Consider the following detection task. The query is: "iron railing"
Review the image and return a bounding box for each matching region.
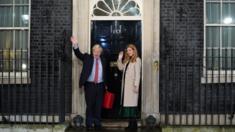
[0,46,69,124]
[160,47,235,125]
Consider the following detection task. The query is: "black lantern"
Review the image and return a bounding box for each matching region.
[145,115,157,128]
[72,115,84,128]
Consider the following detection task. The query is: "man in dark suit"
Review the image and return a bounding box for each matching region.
[71,36,108,130]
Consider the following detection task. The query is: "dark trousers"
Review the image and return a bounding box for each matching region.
[84,82,105,127]
[128,118,137,129]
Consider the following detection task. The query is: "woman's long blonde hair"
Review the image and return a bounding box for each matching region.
[123,44,139,63]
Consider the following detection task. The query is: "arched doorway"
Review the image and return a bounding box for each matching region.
[89,0,142,119]
[72,0,160,124]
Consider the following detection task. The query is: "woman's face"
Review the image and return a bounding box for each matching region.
[127,47,134,57]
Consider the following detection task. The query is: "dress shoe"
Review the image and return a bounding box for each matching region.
[86,126,93,131]
[94,125,103,130]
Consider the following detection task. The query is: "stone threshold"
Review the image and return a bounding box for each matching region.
[101,119,142,128]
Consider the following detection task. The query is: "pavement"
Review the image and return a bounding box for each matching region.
[65,127,162,132]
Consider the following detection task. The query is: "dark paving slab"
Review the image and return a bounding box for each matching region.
[65,127,161,132]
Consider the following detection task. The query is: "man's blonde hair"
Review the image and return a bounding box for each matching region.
[92,44,103,52]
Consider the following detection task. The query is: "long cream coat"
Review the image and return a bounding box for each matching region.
[117,57,141,107]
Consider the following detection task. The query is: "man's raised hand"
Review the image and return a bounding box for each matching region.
[70,36,78,46]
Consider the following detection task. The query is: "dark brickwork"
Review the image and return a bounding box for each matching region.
[1,0,234,120]
[30,0,72,114]
[160,0,235,114]
[0,0,72,116]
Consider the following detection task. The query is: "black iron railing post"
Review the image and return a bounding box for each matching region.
[1,49,5,122]
[58,59,65,123]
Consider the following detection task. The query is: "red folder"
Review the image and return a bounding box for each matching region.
[103,90,115,109]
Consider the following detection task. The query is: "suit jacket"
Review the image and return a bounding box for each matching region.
[73,47,108,88]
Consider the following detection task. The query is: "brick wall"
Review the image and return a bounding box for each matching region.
[0,0,72,116]
[159,0,235,114]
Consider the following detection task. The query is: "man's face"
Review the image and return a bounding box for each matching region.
[93,48,102,58]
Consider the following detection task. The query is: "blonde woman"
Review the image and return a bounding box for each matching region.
[117,44,141,130]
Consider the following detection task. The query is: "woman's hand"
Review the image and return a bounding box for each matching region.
[118,51,124,60]
[133,86,139,94]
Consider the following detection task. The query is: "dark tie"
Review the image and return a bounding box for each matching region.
[94,58,99,83]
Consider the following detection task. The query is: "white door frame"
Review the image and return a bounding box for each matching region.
[71,0,160,124]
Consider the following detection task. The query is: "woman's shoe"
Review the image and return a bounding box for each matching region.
[125,126,131,130]
[130,120,138,130]
[125,120,132,130]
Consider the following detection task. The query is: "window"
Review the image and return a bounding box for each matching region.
[203,0,235,83]
[91,0,142,20]
[0,0,30,84]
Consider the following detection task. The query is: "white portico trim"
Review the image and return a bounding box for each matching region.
[71,0,160,124]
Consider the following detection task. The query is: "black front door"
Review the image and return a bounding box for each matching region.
[91,20,141,119]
